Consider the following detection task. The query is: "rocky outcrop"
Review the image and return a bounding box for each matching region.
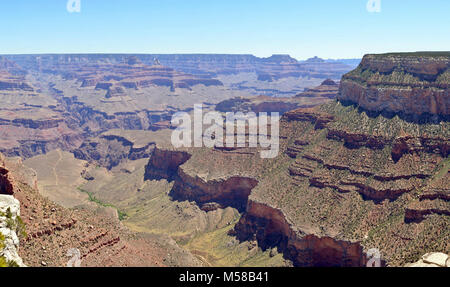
[326,129,449,161]
[234,200,370,267]
[59,91,176,133]
[404,175,450,223]
[73,134,155,169]
[7,118,64,130]
[171,170,258,212]
[0,166,14,195]
[142,144,376,266]
[406,252,449,267]
[144,146,258,212]
[338,52,450,118]
[0,193,26,267]
[284,104,449,205]
[144,148,191,181]
[214,80,339,115]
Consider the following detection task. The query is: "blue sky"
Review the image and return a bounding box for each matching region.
[0,0,448,59]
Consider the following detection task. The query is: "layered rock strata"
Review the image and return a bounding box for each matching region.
[338,52,450,118]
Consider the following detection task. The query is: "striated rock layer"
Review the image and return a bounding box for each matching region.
[338,52,450,118]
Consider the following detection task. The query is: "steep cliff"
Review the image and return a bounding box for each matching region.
[73,134,156,170]
[338,52,450,119]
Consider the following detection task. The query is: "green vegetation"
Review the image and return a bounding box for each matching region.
[0,216,22,267]
[0,256,20,267]
[77,187,128,220]
[433,157,450,181]
[343,66,434,87]
[0,208,27,239]
[343,52,450,87]
[183,218,289,267]
[369,51,450,58]
[320,101,450,139]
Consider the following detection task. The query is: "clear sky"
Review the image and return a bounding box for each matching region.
[0,0,448,60]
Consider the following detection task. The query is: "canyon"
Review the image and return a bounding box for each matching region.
[0,52,448,267]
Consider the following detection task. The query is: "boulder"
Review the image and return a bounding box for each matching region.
[0,194,26,266]
[422,252,449,267]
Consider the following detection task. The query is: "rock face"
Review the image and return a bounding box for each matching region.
[0,194,26,266]
[234,201,367,267]
[0,166,14,195]
[406,252,449,267]
[171,171,258,212]
[338,52,450,118]
[79,62,224,91]
[144,147,192,181]
[73,134,156,170]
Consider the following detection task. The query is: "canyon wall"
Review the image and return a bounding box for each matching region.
[234,201,368,267]
[338,52,450,118]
